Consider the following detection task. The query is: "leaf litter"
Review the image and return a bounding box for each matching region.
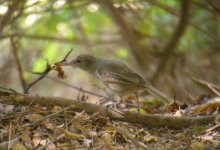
[0,95,220,149]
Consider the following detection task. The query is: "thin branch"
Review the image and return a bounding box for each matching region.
[0,33,122,46]
[7,122,12,150]
[205,123,220,133]
[25,49,73,93]
[151,0,190,83]
[61,49,73,62]
[25,59,52,93]
[143,0,219,44]
[45,76,148,109]
[0,0,22,35]
[115,127,151,150]
[43,76,142,109]
[46,76,107,98]
[36,134,65,150]
[10,38,27,93]
[192,77,220,90]
[0,138,19,150]
[192,77,220,96]
[22,107,70,127]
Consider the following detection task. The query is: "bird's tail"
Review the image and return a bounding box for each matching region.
[146,86,173,103]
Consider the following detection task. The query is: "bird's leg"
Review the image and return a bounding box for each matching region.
[108,96,121,109]
[135,92,140,113]
[100,96,121,109]
[96,97,106,105]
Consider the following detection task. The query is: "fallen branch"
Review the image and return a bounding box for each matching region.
[0,90,216,129]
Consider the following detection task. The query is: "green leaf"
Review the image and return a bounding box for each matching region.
[116,48,128,58]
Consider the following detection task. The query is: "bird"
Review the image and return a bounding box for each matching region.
[61,54,172,112]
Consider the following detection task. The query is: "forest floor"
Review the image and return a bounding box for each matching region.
[0,96,220,150]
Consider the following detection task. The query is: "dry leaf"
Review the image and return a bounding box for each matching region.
[191,102,220,115]
[3,105,14,113]
[11,143,27,150]
[58,128,84,140]
[44,122,57,130]
[25,114,43,122]
[143,135,157,143]
[194,94,211,105]
[40,139,47,146]
[191,142,205,150]
[165,101,179,113]
[33,136,41,147]
[21,129,31,143]
[51,106,62,113]
[47,143,56,149]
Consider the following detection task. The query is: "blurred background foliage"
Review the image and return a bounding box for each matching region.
[0,0,219,102]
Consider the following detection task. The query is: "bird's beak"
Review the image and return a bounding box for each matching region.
[60,60,72,66]
[60,60,77,68]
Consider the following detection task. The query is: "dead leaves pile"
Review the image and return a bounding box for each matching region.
[1,96,220,149]
[0,104,164,150]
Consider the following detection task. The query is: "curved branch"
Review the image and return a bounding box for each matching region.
[0,90,216,129]
[151,0,190,83]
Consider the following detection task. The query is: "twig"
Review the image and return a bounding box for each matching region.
[7,122,12,150]
[22,107,70,127]
[115,127,151,150]
[61,49,73,62]
[36,134,65,150]
[0,138,19,150]
[0,33,121,45]
[205,123,220,133]
[207,85,220,96]
[46,76,107,98]
[25,49,73,94]
[46,76,141,109]
[143,0,219,45]
[192,77,220,90]
[0,86,23,95]
[10,38,27,93]
[192,77,220,96]
[25,59,52,93]
[0,0,22,35]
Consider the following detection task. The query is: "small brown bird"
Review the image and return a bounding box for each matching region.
[61,55,172,112]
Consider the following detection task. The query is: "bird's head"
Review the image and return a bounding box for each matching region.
[61,55,98,71]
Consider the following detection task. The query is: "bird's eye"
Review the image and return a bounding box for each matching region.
[75,59,81,63]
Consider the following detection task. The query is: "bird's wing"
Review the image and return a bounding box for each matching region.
[96,60,148,86]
